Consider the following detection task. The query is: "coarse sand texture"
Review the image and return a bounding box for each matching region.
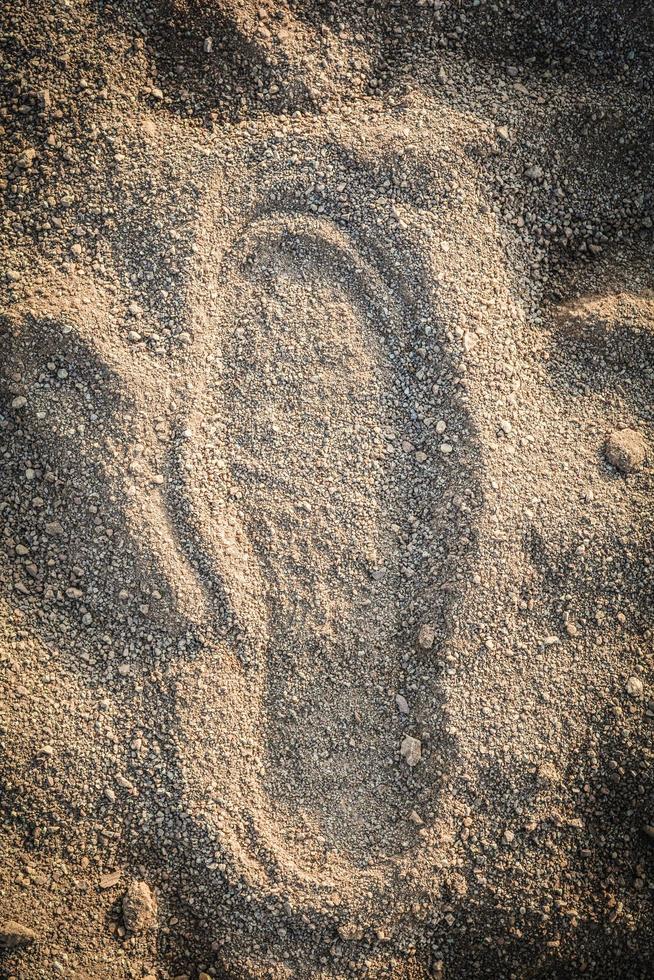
[0,1,653,978]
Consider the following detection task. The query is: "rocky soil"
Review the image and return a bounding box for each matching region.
[1,1,653,978]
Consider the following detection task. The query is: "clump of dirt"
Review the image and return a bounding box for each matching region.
[1,1,653,978]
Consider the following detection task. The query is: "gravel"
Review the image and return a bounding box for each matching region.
[0,0,652,978]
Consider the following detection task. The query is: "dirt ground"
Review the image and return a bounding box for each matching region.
[1,1,653,977]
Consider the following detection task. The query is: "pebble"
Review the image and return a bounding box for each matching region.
[626,676,644,698]
[400,735,422,767]
[395,693,409,714]
[605,428,647,473]
[122,880,158,933]
[417,624,436,650]
[537,761,559,786]
[0,920,37,950]
[99,870,122,890]
[11,395,27,409]
[17,147,37,169]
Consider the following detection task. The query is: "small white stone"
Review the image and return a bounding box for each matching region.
[626,676,644,698]
[395,693,409,714]
[400,735,421,767]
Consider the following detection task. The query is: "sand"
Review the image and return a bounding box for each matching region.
[1,1,653,977]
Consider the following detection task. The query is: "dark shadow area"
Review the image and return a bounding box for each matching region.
[90,0,654,128]
[455,0,653,81]
[435,706,654,978]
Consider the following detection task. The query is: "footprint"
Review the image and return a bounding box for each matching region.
[170,208,463,906]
